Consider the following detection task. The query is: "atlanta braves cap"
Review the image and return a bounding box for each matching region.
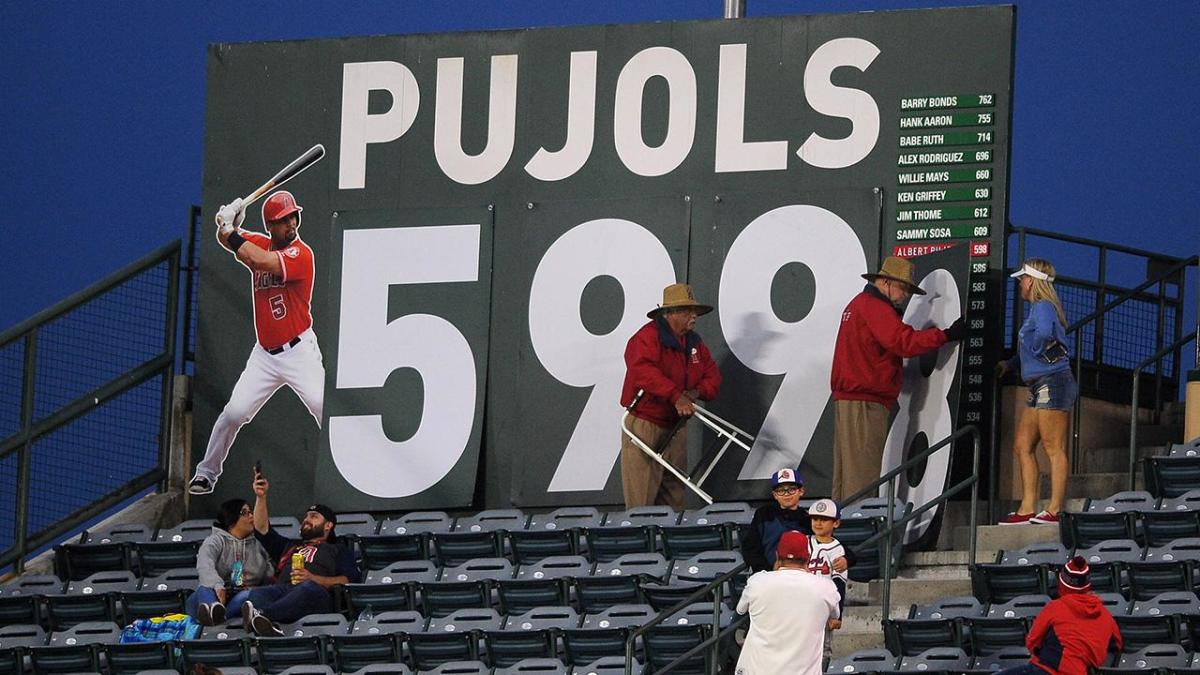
[809,498,840,520]
[771,468,802,487]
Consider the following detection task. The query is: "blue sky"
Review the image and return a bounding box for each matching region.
[1,0,1197,330]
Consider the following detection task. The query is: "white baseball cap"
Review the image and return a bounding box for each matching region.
[808,498,840,519]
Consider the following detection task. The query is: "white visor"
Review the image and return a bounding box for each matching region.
[1010,264,1054,282]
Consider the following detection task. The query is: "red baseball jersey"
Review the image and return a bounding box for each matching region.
[242,232,314,350]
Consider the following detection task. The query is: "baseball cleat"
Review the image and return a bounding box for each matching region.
[188,475,215,495]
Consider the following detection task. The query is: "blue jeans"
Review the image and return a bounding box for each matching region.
[1025,369,1077,410]
[245,581,332,624]
[186,586,254,620]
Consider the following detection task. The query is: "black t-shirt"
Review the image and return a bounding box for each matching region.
[255,527,361,585]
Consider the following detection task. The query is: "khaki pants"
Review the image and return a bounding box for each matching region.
[832,399,890,502]
[620,415,687,510]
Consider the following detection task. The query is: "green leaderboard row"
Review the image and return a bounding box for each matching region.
[894,93,999,424]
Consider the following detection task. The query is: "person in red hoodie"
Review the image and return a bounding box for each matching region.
[997,556,1122,675]
[830,256,965,501]
[619,283,722,509]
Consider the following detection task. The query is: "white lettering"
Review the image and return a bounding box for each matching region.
[797,37,881,169]
[613,47,697,177]
[714,43,788,173]
[434,55,519,185]
[525,51,598,182]
[338,61,421,190]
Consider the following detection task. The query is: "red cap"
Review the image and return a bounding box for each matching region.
[776,531,810,563]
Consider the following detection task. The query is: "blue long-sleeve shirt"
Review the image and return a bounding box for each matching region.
[1010,300,1070,381]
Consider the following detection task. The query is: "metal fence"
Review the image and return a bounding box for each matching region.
[1006,226,1191,407]
[0,242,180,573]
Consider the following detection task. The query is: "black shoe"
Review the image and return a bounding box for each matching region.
[246,602,283,637]
[210,601,226,625]
[241,600,256,633]
[188,475,215,495]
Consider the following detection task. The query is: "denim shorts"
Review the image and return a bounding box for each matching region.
[1025,369,1077,410]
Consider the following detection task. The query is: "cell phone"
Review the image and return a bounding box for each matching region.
[254,460,264,479]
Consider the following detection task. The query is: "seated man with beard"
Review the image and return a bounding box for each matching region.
[240,474,361,636]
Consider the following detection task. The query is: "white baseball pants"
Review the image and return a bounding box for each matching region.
[195,329,325,482]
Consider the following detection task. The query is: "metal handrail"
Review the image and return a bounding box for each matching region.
[1068,255,1199,462]
[624,560,749,675]
[1012,225,1191,265]
[847,425,981,621]
[1129,330,1198,490]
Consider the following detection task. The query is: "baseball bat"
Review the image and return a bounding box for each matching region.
[241,143,325,208]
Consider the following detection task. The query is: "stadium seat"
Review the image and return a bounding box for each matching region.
[669,551,743,584]
[909,596,984,620]
[43,592,118,630]
[1145,537,1200,567]
[0,649,18,675]
[1158,488,1200,511]
[441,558,515,584]
[330,632,403,673]
[80,524,153,545]
[995,542,1069,566]
[970,563,1046,603]
[504,606,580,632]
[1126,561,1193,599]
[352,610,426,635]
[419,661,490,675]
[0,574,64,598]
[1102,643,1190,673]
[177,636,253,670]
[337,513,382,537]
[561,627,631,667]
[1130,590,1200,617]
[54,541,132,580]
[102,641,175,675]
[968,646,1030,673]
[406,631,481,670]
[1097,592,1132,616]
[0,595,42,628]
[418,581,492,618]
[139,567,199,592]
[639,581,706,613]
[663,602,735,629]
[26,643,100,674]
[986,594,1050,619]
[358,533,428,571]
[883,618,962,657]
[154,519,215,543]
[659,522,729,560]
[256,635,327,675]
[895,646,971,673]
[837,512,894,582]
[642,624,710,675]
[584,509,666,563]
[1140,509,1200,546]
[514,508,601,564]
[482,628,558,667]
[493,658,568,675]
[573,576,643,614]
[47,620,121,646]
[344,560,439,614]
[117,587,186,623]
[824,648,898,674]
[1169,439,1200,457]
[1114,615,1179,651]
[278,667,335,675]
[427,608,504,633]
[342,660,412,675]
[1144,456,1200,498]
[435,511,521,567]
[961,617,1028,655]
[0,623,47,649]
[579,605,656,630]
[132,540,200,576]
[516,556,591,582]
[499,560,579,615]
[570,656,643,675]
[592,553,669,582]
[381,512,455,537]
[283,612,351,637]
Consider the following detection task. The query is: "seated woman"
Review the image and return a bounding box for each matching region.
[187,497,273,625]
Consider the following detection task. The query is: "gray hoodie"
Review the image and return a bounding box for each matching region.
[196,526,274,590]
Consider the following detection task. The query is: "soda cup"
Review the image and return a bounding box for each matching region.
[291,551,305,584]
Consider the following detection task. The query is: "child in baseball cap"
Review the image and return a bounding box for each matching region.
[806,498,847,658]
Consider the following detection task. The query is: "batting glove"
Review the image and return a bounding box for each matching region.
[229,197,247,228]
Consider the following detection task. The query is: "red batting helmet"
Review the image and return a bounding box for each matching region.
[262,190,303,224]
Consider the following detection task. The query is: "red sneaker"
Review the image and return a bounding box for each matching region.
[998,512,1034,525]
[1030,511,1060,525]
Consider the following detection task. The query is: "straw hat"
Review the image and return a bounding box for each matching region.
[647,283,713,319]
[862,256,926,295]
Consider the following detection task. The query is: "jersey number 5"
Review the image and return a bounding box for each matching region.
[269,294,287,320]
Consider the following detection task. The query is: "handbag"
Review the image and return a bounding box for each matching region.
[1039,338,1069,364]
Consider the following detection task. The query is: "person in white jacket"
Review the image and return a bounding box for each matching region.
[735,531,841,675]
[187,496,273,625]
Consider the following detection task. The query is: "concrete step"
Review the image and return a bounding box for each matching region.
[865,576,972,607]
[902,549,998,567]
[1048,471,1141,502]
[830,629,886,659]
[953,520,1060,552]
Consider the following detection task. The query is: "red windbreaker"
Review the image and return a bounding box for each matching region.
[1027,591,1122,675]
[620,319,721,428]
[830,285,948,408]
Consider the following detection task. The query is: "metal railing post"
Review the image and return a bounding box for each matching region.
[1129,331,1198,490]
[882,478,896,622]
[14,331,37,574]
[989,377,1002,524]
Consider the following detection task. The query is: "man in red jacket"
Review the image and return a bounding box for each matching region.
[830,256,965,501]
[997,556,1121,675]
[619,283,722,509]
